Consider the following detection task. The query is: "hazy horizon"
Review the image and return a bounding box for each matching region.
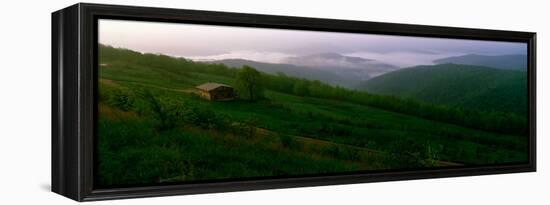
[99,19,527,67]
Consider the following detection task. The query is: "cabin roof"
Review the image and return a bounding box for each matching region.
[196,83,232,91]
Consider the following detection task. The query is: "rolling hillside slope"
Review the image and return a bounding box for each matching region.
[96,44,528,186]
[360,64,527,115]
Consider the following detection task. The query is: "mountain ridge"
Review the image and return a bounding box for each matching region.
[207,58,361,88]
[284,52,399,78]
[433,54,527,70]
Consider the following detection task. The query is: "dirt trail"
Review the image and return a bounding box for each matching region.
[100,78,199,94]
[253,126,462,167]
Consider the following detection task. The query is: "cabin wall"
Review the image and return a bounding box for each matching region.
[196,86,234,101]
[198,90,211,100]
[210,87,234,100]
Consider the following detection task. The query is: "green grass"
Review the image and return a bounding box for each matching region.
[189,89,527,165]
[97,104,371,187]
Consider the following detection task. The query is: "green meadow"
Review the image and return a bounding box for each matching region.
[97,45,528,187]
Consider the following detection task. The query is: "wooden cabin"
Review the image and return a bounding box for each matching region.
[196,83,235,101]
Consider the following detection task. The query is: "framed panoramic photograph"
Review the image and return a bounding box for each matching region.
[52,3,536,201]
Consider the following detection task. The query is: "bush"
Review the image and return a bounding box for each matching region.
[106,89,134,111]
[137,90,187,130]
[280,135,302,150]
[136,89,230,131]
[185,107,229,130]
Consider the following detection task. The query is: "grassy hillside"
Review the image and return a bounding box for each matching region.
[97,45,528,188]
[360,64,528,115]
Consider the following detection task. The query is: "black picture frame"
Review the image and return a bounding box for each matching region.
[52,3,536,201]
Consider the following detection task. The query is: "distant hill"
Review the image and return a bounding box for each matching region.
[286,52,376,66]
[209,58,362,88]
[360,64,527,114]
[209,53,399,88]
[284,53,399,79]
[433,54,527,70]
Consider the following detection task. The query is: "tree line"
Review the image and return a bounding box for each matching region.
[261,72,527,136]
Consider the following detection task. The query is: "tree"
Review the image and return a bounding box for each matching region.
[292,80,309,96]
[235,66,264,101]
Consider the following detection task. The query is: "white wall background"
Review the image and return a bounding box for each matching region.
[0,0,547,204]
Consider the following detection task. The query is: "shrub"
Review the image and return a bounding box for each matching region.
[136,89,231,131]
[185,107,229,130]
[280,135,302,150]
[137,90,187,131]
[106,89,134,111]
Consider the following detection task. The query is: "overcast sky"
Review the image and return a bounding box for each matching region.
[99,19,527,67]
